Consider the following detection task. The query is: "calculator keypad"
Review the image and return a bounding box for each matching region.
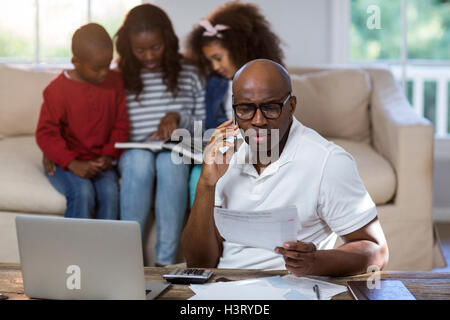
[163,268,213,284]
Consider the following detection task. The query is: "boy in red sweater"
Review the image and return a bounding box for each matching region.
[36,23,129,219]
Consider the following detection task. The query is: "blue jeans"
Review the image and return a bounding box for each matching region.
[47,166,119,220]
[118,149,190,265]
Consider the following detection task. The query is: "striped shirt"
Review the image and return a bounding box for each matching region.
[126,62,205,142]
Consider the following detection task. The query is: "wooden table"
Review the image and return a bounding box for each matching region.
[1,263,449,300]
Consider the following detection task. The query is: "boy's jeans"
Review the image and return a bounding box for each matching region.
[118,149,189,266]
[46,166,119,220]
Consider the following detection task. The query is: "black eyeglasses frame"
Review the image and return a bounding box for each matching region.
[232,92,292,121]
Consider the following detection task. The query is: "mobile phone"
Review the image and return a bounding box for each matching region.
[232,112,237,152]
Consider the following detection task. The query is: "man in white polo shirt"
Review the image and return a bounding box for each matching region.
[182,59,388,276]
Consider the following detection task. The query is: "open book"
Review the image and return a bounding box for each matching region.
[115,138,204,164]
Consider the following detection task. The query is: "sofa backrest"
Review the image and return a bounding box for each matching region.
[0,64,58,139]
[0,64,374,143]
[290,68,372,144]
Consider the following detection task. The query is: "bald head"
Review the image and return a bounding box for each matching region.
[72,23,113,61]
[232,59,292,97]
[230,59,296,157]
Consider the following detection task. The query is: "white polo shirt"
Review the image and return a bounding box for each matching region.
[214,117,378,270]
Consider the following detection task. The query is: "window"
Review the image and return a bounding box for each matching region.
[39,0,88,61]
[0,0,142,64]
[350,0,450,137]
[351,0,403,61]
[0,0,36,61]
[91,0,141,38]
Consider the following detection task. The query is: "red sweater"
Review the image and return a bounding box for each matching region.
[36,71,130,169]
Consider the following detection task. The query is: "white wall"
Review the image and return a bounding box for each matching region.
[152,0,332,67]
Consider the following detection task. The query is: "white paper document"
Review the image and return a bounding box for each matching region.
[189,283,290,300]
[188,275,347,300]
[190,277,277,296]
[280,275,348,300]
[189,276,301,300]
[213,206,299,251]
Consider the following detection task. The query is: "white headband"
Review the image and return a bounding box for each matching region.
[198,19,230,38]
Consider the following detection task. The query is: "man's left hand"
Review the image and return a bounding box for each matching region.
[275,241,317,276]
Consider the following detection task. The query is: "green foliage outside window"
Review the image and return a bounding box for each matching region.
[351,0,450,61]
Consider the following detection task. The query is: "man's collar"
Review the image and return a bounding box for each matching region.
[234,117,303,179]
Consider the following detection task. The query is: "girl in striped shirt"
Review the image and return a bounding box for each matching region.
[115,3,205,266]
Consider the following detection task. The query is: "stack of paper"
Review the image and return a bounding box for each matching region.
[188,275,347,300]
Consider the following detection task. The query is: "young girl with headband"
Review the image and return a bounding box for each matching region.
[186,2,285,207]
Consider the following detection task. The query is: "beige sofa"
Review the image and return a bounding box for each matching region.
[0,64,444,270]
[289,66,443,270]
[0,64,161,265]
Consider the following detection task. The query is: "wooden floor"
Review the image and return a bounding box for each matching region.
[432,223,450,272]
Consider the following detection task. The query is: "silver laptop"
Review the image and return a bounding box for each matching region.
[15,215,169,300]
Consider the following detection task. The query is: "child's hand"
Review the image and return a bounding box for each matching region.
[68,159,102,179]
[42,155,56,176]
[149,112,180,141]
[93,156,114,171]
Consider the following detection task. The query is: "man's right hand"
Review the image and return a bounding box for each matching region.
[67,159,103,179]
[199,120,241,188]
[182,120,240,268]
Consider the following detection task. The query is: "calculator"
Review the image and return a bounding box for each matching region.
[163,268,213,284]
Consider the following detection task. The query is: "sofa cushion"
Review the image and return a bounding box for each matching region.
[0,135,65,214]
[331,138,396,205]
[0,65,58,139]
[292,69,372,144]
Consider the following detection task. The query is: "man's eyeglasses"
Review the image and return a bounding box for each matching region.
[232,92,291,121]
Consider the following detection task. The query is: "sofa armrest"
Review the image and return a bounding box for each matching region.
[367,68,434,220]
